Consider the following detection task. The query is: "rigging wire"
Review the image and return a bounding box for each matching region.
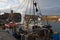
[32,0,43,25]
[23,0,30,27]
[29,0,32,15]
[12,0,24,11]
[33,0,37,25]
[25,0,30,15]
[29,0,33,15]
[15,0,28,12]
[38,6,43,17]
[36,0,50,25]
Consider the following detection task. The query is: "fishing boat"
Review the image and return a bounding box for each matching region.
[0,0,59,40]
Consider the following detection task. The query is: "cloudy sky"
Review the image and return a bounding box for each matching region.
[39,0,60,15]
[0,0,60,15]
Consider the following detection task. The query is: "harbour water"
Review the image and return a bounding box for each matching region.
[43,21,60,33]
[43,21,60,39]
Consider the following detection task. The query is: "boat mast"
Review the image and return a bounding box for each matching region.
[8,10,14,22]
[33,0,36,25]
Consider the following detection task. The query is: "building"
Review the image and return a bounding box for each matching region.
[0,10,21,22]
[41,15,60,22]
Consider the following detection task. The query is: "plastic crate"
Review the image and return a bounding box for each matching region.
[53,32,59,40]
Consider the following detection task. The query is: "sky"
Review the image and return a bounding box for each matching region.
[39,0,60,15]
[0,0,60,15]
